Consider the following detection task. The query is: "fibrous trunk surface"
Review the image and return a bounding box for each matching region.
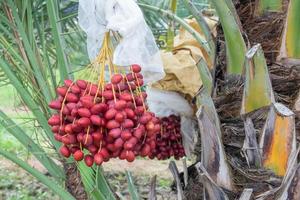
[64,162,88,200]
[184,0,300,199]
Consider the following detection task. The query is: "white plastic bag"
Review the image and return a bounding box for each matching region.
[146,88,194,117]
[147,87,197,156]
[78,0,165,83]
[78,0,107,60]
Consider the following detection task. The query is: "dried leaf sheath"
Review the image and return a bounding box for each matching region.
[241,44,275,115]
[276,147,300,199]
[278,164,300,199]
[195,163,229,200]
[260,103,296,176]
[196,102,234,191]
[243,117,262,167]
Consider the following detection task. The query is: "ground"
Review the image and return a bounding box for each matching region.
[0,157,185,200]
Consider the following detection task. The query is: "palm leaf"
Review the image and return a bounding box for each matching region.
[126,171,140,200]
[0,109,64,179]
[209,0,247,74]
[0,148,75,200]
[96,166,116,200]
[78,162,116,200]
[4,0,53,103]
[0,58,60,150]
[139,3,213,65]
[182,0,215,54]
[46,0,70,80]
[0,1,114,199]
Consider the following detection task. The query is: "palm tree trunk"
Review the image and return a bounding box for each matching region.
[184,0,300,199]
[63,162,88,200]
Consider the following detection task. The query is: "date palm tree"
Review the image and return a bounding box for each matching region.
[0,0,299,199]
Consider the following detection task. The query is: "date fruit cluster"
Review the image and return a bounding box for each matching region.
[48,65,161,167]
[151,115,185,160]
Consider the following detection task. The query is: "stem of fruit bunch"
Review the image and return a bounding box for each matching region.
[108,62,117,103]
[80,142,83,151]
[117,83,122,94]
[108,48,117,75]
[100,62,106,103]
[82,84,89,97]
[88,31,116,103]
[84,126,91,145]
[133,72,147,111]
[91,61,104,97]
[98,33,118,103]
[98,140,103,153]
[124,74,137,108]
[173,129,181,144]
[87,84,93,96]
[82,66,98,97]
[60,83,74,127]
[94,62,106,103]
[108,55,123,94]
[142,128,147,144]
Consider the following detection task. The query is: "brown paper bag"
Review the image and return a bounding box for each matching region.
[152,17,217,99]
[152,50,202,99]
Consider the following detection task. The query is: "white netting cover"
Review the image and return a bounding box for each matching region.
[78,0,165,83]
[147,87,197,156]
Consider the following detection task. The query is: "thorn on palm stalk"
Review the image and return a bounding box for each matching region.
[242,117,262,168]
[259,103,296,177]
[195,162,229,200]
[241,44,275,115]
[196,93,234,191]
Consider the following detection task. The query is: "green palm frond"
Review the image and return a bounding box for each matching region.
[0,148,75,200]
[0,0,111,198]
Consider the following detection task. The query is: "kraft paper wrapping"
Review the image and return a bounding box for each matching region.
[152,17,217,99]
